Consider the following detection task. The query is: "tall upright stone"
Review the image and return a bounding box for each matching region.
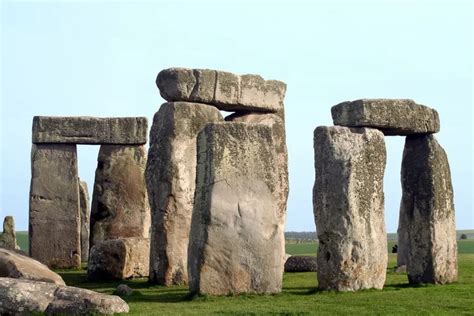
[400,134,457,284]
[29,144,81,268]
[188,122,284,295]
[313,126,387,291]
[79,180,90,262]
[0,216,20,251]
[225,112,288,222]
[89,145,150,248]
[146,102,223,285]
[397,208,409,267]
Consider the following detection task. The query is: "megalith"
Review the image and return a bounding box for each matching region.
[156,68,286,112]
[87,237,150,280]
[79,180,90,262]
[146,102,223,285]
[89,145,150,248]
[400,134,457,284]
[188,122,284,295]
[29,144,81,268]
[0,216,20,251]
[313,126,387,291]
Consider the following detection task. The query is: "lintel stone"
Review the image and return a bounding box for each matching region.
[331,99,440,135]
[32,116,148,144]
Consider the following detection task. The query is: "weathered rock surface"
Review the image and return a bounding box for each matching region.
[331,99,440,135]
[0,216,19,251]
[188,122,284,295]
[400,134,457,284]
[79,180,90,262]
[88,237,150,280]
[32,116,148,144]
[284,256,318,272]
[29,144,81,269]
[0,277,129,315]
[225,112,288,222]
[90,145,150,249]
[146,102,223,286]
[313,126,387,291]
[0,248,65,285]
[397,206,409,267]
[115,284,134,297]
[156,68,286,112]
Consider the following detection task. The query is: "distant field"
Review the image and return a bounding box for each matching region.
[16,231,474,255]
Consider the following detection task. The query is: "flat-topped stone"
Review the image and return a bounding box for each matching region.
[32,116,148,144]
[156,68,286,112]
[331,99,440,135]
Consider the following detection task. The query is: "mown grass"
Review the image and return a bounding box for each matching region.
[56,253,474,315]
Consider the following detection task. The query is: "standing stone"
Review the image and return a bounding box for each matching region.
[400,134,457,284]
[397,207,409,267]
[29,144,81,269]
[79,180,90,262]
[87,237,150,280]
[146,102,223,285]
[225,112,288,222]
[90,145,150,249]
[188,122,284,295]
[156,68,287,112]
[0,216,19,251]
[313,126,387,291]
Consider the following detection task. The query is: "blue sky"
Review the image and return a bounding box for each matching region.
[1,0,472,232]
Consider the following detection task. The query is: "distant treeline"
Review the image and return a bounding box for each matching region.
[285,231,317,242]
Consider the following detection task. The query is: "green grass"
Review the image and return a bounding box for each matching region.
[58,254,474,315]
[16,231,28,253]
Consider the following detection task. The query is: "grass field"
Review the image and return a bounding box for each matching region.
[15,232,474,314]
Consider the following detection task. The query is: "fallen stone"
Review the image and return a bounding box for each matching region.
[32,116,147,144]
[90,145,150,249]
[0,248,65,285]
[45,286,129,315]
[394,265,407,273]
[79,180,90,262]
[400,134,457,284]
[29,144,81,269]
[88,237,150,280]
[156,68,286,112]
[284,256,318,272]
[189,122,284,295]
[0,216,20,251]
[0,277,129,315]
[115,284,134,297]
[331,99,440,135]
[313,126,387,291]
[146,102,223,286]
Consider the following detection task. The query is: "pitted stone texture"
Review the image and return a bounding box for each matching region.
[313,126,387,291]
[146,102,223,286]
[29,144,81,269]
[188,123,284,295]
[331,99,440,135]
[0,277,129,315]
[0,216,19,251]
[79,180,90,262]
[401,134,457,284]
[284,256,318,272]
[90,145,150,249]
[87,237,150,280]
[32,116,147,144]
[0,248,65,285]
[156,68,286,112]
[225,112,288,223]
